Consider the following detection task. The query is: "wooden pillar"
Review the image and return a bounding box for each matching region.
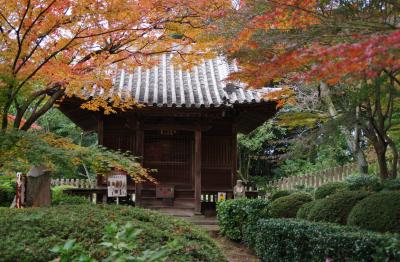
[135,120,144,207]
[194,126,202,214]
[231,123,238,188]
[98,115,104,145]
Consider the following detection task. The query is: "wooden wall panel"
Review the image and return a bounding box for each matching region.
[143,131,193,186]
[202,136,232,169]
[201,169,232,190]
[103,131,136,153]
[202,135,233,190]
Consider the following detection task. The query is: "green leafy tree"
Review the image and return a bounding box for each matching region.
[0,130,153,183]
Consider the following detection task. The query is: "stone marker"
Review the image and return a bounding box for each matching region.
[25,166,51,207]
[233,180,246,199]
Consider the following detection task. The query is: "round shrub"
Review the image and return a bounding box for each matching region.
[314,182,347,199]
[0,205,225,262]
[269,192,313,218]
[308,190,369,224]
[346,174,382,192]
[348,191,400,233]
[217,198,270,241]
[296,201,315,220]
[270,190,292,201]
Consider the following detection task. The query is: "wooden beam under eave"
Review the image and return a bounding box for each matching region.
[232,123,238,189]
[135,120,144,207]
[194,126,202,214]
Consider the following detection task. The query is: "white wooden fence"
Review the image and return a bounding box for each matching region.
[269,163,359,190]
[51,178,96,189]
[51,163,358,193]
[52,161,399,200]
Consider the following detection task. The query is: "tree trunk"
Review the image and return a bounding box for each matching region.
[374,144,389,180]
[1,99,12,130]
[320,82,369,175]
[387,136,398,178]
[356,149,369,175]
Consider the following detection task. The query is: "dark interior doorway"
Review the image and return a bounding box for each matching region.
[143,130,193,189]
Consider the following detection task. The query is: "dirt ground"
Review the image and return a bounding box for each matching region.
[178,214,260,262]
[212,235,260,262]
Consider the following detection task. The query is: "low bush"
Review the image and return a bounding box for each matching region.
[296,201,315,220]
[314,182,347,199]
[382,178,400,191]
[0,205,225,262]
[346,174,382,192]
[217,198,269,241]
[51,223,181,261]
[269,192,313,218]
[348,191,400,233]
[270,190,292,201]
[51,185,88,205]
[0,176,15,207]
[253,218,400,262]
[308,190,369,224]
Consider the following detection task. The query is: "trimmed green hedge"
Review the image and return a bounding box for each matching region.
[314,182,347,199]
[217,198,269,241]
[0,205,226,262]
[252,218,400,262]
[348,191,400,233]
[269,192,313,218]
[382,178,400,191]
[307,190,369,224]
[51,186,89,205]
[270,190,292,201]
[346,174,382,192]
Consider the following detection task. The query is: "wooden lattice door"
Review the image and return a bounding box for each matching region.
[143,130,193,188]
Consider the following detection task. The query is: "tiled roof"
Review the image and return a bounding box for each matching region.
[110,54,271,108]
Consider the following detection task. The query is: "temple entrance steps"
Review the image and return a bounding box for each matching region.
[138,196,195,209]
[150,207,196,217]
[153,208,218,226]
[138,187,196,209]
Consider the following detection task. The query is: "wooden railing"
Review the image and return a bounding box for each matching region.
[269,163,359,191]
[51,178,96,189]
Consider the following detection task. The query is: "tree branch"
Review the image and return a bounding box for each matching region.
[21,89,64,131]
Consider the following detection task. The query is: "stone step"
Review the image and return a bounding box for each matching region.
[150,207,195,217]
[187,218,218,225]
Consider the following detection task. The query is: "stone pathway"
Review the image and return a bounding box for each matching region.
[185,216,260,262]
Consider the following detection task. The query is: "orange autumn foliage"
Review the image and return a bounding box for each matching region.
[0,0,229,130]
[216,0,400,87]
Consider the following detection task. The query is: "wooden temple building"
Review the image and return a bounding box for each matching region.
[60,55,278,214]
